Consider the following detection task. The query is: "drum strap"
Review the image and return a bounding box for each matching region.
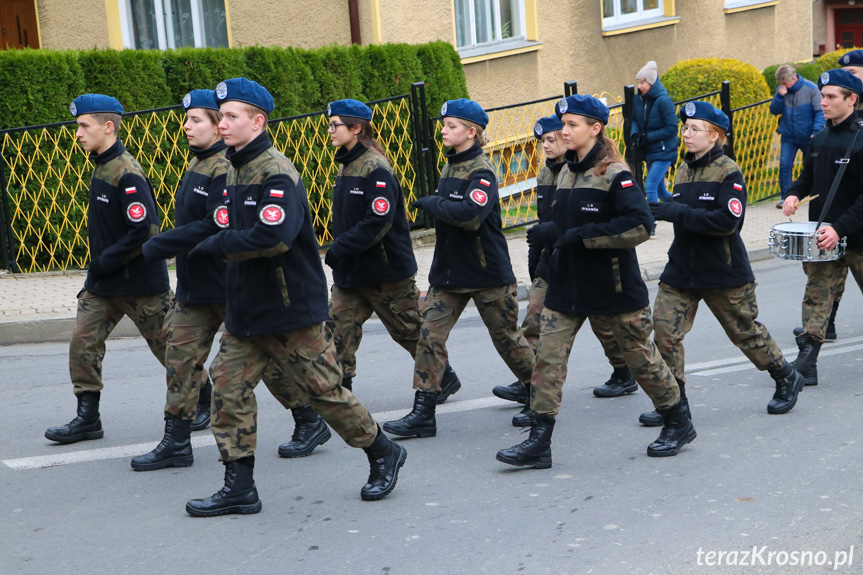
[816,119,863,230]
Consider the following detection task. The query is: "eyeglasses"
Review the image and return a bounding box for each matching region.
[327,122,347,132]
[680,125,709,135]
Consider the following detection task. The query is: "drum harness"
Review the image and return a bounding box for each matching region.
[815,118,863,230]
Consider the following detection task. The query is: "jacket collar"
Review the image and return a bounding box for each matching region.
[564,141,603,173]
[684,145,725,168]
[335,142,367,165]
[226,131,273,168]
[189,140,227,161]
[91,139,125,164]
[546,157,566,174]
[445,142,484,164]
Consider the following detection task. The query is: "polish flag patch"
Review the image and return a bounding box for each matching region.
[376,181,386,188]
[269,189,284,198]
[372,196,391,216]
[126,202,146,222]
[469,189,489,207]
[125,187,137,195]
[213,206,230,229]
[621,180,634,188]
[733,183,743,191]
[728,198,743,218]
[223,189,228,196]
[479,178,491,187]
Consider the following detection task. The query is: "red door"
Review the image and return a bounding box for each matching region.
[835,8,863,49]
[0,0,40,49]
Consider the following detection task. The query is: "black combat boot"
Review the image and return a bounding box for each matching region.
[191,379,212,431]
[130,417,193,471]
[437,363,462,404]
[492,380,529,404]
[382,391,437,438]
[592,366,638,398]
[793,300,839,341]
[639,385,690,427]
[511,389,533,427]
[341,375,353,391]
[791,335,821,386]
[496,413,555,469]
[277,405,332,458]
[360,426,407,501]
[647,400,697,457]
[185,456,261,517]
[45,391,103,444]
[767,361,805,415]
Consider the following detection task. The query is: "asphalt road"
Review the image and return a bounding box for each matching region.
[2,257,862,575]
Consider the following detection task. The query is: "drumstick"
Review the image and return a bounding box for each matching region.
[793,194,819,208]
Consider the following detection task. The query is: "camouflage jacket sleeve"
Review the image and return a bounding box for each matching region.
[420,168,498,231]
[674,171,746,236]
[143,172,228,260]
[208,173,303,261]
[330,166,398,255]
[96,172,157,273]
[579,172,651,250]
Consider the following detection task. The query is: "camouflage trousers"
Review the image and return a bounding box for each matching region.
[531,306,679,418]
[522,276,625,369]
[413,283,535,392]
[327,275,421,379]
[69,289,172,394]
[653,282,784,388]
[801,248,863,342]
[209,322,378,462]
[162,301,224,420]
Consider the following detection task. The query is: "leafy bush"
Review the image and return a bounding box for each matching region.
[662,58,770,108]
[813,47,861,76]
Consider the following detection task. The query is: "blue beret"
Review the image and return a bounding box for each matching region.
[818,68,863,95]
[215,77,275,114]
[533,115,563,139]
[678,101,729,132]
[840,50,863,67]
[441,98,489,129]
[328,99,373,121]
[182,89,219,111]
[554,94,609,125]
[70,94,123,117]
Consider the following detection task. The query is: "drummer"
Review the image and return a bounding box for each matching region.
[782,68,863,386]
[643,101,805,423]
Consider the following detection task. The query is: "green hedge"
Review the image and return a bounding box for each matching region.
[662,57,770,108]
[762,62,819,93]
[0,42,468,130]
[814,47,861,77]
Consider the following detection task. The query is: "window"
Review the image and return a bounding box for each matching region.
[454,0,526,50]
[118,0,229,50]
[602,0,664,28]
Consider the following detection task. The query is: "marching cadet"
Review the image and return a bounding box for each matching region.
[131,90,230,470]
[782,69,863,387]
[45,95,172,444]
[184,78,406,516]
[278,98,462,457]
[492,114,636,428]
[496,94,693,469]
[639,101,804,428]
[383,98,535,438]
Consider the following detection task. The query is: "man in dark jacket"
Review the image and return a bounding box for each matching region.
[770,64,825,208]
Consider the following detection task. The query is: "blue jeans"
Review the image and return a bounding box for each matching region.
[644,160,672,203]
[779,139,811,200]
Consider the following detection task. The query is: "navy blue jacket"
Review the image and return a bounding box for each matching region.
[191,132,329,336]
[769,75,825,146]
[543,144,651,316]
[529,158,564,281]
[142,141,229,304]
[631,78,679,163]
[84,140,169,297]
[328,143,417,287]
[658,147,754,289]
[421,144,516,289]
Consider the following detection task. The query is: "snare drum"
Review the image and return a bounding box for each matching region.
[768,221,847,262]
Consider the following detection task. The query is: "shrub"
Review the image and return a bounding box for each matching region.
[417,41,469,112]
[78,49,172,112]
[814,47,861,76]
[162,47,247,105]
[662,58,770,108]
[0,49,84,129]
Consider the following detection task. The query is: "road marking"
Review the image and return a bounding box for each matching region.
[2,396,515,471]
[6,337,862,471]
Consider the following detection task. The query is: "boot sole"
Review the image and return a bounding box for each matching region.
[495,452,552,469]
[647,428,697,457]
[185,499,262,517]
[593,382,638,398]
[437,381,462,405]
[131,455,194,471]
[381,423,436,438]
[492,388,528,404]
[44,429,104,444]
[278,427,332,458]
[361,446,407,501]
